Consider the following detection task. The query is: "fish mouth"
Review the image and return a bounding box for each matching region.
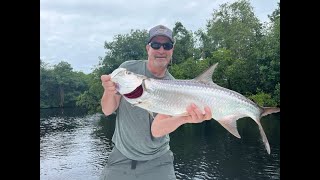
[123,85,143,99]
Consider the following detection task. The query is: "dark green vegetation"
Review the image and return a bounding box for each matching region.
[40,0,280,114]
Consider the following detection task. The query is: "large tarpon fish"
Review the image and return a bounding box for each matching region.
[110,63,280,154]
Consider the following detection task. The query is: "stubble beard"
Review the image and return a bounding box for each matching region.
[153,56,171,69]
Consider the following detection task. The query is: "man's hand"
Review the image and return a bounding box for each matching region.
[100,75,121,116]
[101,75,117,95]
[151,103,212,137]
[184,103,212,123]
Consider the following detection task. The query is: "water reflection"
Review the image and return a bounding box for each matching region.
[170,116,280,180]
[40,108,280,180]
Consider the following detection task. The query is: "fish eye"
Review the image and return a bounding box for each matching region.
[127,71,132,75]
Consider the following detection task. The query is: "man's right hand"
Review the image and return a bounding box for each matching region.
[100,74,121,116]
[101,75,118,95]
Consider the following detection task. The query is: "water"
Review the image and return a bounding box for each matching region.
[40,108,280,180]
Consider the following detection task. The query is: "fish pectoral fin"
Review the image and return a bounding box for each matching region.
[148,111,155,119]
[218,114,244,138]
[131,102,139,107]
[131,101,145,107]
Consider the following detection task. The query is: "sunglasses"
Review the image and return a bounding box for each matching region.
[149,42,174,50]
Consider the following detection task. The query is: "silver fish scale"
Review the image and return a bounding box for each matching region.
[135,78,262,120]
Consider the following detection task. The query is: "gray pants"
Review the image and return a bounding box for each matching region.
[99,147,176,180]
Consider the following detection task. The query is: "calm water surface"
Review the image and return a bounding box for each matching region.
[40,108,280,180]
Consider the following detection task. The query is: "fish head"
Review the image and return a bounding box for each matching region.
[110,68,145,95]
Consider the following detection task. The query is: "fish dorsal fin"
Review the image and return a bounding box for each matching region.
[217,114,245,138]
[193,63,219,85]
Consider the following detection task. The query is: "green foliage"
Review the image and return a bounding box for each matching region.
[268,2,280,22]
[205,0,262,60]
[255,3,280,96]
[170,58,210,79]
[76,73,104,114]
[172,22,195,64]
[273,83,280,106]
[248,91,277,107]
[205,48,234,88]
[101,29,148,75]
[40,62,60,108]
[40,61,90,108]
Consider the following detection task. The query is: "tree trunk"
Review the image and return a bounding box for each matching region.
[227,79,232,89]
[59,86,64,107]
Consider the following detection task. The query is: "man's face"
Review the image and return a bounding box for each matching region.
[146,36,174,69]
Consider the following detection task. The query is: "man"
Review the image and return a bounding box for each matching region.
[100,25,212,180]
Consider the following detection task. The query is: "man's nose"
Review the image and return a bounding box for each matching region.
[158,46,165,52]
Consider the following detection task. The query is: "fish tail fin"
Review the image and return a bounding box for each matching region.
[261,107,280,117]
[256,107,280,154]
[255,119,271,154]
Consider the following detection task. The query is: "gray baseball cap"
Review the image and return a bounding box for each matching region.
[147,25,174,43]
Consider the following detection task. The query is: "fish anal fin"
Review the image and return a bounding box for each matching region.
[218,114,244,138]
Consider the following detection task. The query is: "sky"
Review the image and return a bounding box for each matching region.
[40,0,280,74]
